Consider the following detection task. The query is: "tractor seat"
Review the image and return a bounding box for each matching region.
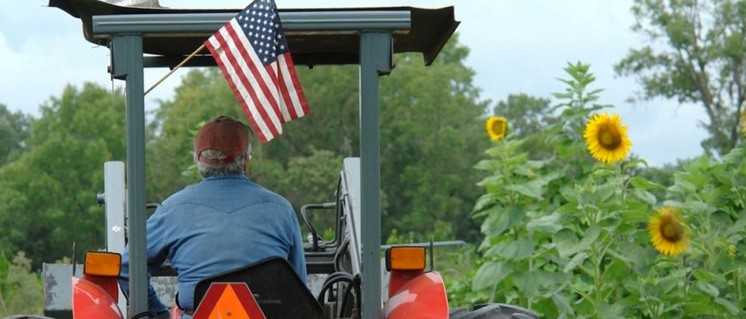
[193,257,323,319]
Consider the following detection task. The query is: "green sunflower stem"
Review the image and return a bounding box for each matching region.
[730,263,743,305]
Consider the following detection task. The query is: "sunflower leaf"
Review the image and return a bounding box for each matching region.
[723,146,745,165]
[563,252,588,273]
[629,176,665,190]
[551,293,575,317]
[557,225,600,258]
[632,188,657,206]
[694,281,719,297]
[725,212,746,235]
[505,179,545,200]
[479,205,526,236]
[472,261,511,291]
[472,193,498,214]
[527,212,563,234]
[715,297,740,315]
[691,269,726,285]
[512,270,558,297]
[485,238,534,260]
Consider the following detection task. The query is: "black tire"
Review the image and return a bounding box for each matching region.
[451,303,539,319]
[1,316,57,319]
[449,307,470,319]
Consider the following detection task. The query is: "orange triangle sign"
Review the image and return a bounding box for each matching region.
[193,283,267,319]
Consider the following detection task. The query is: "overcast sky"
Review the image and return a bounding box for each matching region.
[1,0,708,167]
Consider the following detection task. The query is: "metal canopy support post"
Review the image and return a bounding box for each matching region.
[359,31,391,319]
[109,34,148,316]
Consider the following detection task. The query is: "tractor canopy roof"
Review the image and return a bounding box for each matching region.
[49,0,459,66]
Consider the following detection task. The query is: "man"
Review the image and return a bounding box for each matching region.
[119,115,307,318]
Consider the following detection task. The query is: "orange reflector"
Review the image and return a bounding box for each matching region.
[386,246,426,271]
[84,251,122,277]
[194,283,267,319]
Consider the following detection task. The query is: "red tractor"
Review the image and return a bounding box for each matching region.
[38,1,540,318]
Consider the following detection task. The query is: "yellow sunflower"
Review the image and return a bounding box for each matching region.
[583,112,632,164]
[486,116,508,141]
[648,206,689,256]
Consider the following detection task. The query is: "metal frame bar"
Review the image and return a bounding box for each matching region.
[102,161,127,314]
[92,10,409,318]
[92,11,410,36]
[359,31,391,319]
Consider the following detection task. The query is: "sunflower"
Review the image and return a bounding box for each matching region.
[583,112,632,164]
[648,206,689,256]
[486,116,508,141]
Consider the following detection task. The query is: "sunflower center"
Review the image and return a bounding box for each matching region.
[597,124,622,149]
[659,219,684,242]
[492,122,505,134]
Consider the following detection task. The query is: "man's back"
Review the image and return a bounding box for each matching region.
[118,115,307,318]
[148,174,306,310]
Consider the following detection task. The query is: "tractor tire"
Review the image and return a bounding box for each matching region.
[449,303,539,319]
[1,316,57,319]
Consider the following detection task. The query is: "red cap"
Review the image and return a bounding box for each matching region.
[194,116,250,165]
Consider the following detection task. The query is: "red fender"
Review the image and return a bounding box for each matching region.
[382,271,449,319]
[72,276,124,319]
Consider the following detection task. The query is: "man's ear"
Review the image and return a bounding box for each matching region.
[243,156,250,175]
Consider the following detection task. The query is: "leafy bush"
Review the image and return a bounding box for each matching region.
[462,62,746,318]
[0,251,45,316]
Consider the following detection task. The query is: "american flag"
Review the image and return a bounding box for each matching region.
[205,0,309,143]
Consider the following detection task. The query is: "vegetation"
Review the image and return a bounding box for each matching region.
[0,35,488,314]
[0,84,126,270]
[0,104,30,166]
[457,62,746,318]
[0,252,45,316]
[616,0,746,156]
[2,1,746,316]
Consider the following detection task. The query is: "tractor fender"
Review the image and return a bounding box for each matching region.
[382,271,448,319]
[72,277,124,319]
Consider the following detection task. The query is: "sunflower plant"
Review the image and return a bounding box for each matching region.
[465,62,746,318]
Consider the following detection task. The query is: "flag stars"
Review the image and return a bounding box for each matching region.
[204,0,308,144]
[226,0,289,66]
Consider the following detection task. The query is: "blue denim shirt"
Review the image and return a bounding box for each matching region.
[119,174,307,317]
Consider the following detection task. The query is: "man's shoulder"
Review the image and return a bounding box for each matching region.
[251,184,293,207]
[159,178,293,212]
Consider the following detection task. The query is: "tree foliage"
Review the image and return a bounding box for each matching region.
[0,104,30,166]
[0,83,126,268]
[0,252,44,316]
[615,0,746,156]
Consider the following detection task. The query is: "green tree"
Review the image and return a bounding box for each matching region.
[0,83,126,269]
[0,252,44,316]
[147,68,242,202]
[0,104,30,166]
[615,0,746,156]
[491,94,555,138]
[377,37,489,243]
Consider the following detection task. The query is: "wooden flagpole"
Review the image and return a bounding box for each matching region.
[144,44,206,96]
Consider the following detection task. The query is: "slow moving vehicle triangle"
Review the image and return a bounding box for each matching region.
[193,283,267,319]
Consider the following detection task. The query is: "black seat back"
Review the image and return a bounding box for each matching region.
[193,257,323,319]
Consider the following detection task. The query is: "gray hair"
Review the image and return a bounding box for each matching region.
[194,141,252,178]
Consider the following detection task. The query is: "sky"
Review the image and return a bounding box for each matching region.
[0,0,708,167]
